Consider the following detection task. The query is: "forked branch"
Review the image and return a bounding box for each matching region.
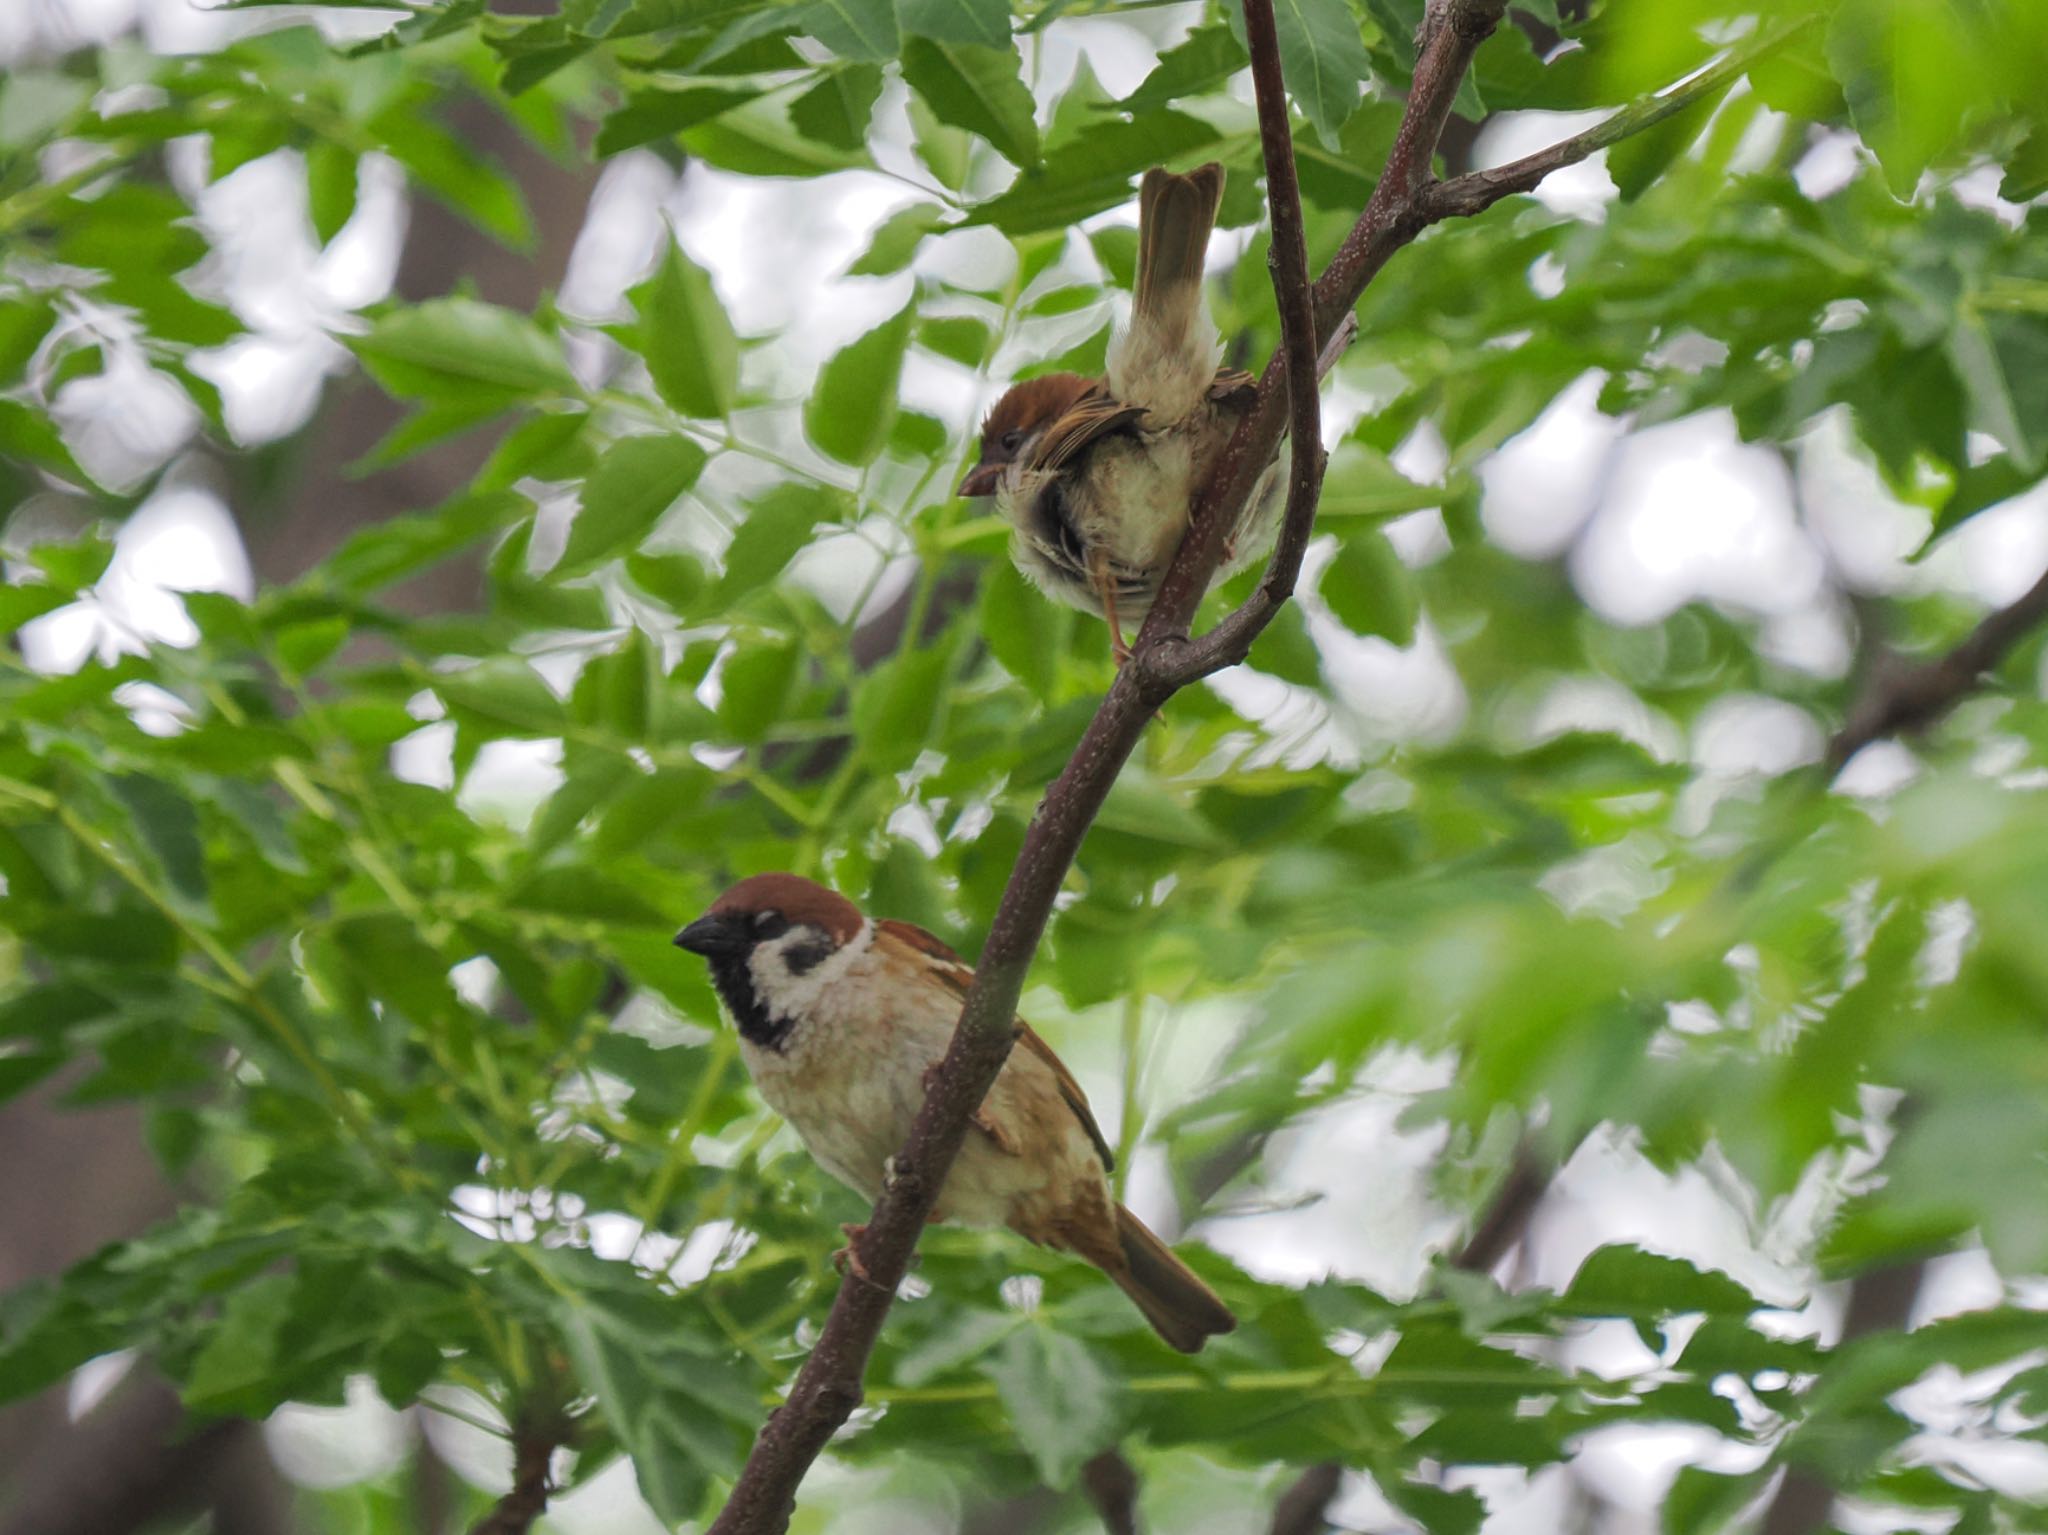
[704,5,1818,1530]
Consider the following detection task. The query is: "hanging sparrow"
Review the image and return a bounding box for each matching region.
[674,872,1237,1353]
[958,161,1353,659]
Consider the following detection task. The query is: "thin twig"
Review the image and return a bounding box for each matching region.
[1080,1449,1142,1535]
[1414,15,1824,226]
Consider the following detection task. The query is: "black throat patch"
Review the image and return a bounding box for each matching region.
[705,951,793,1052]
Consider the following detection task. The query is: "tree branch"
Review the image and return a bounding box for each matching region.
[1136,0,1326,690]
[1267,1461,1343,1535]
[1758,1260,1925,1535]
[1079,1449,1141,1535]
[706,3,1441,1528]
[467,1415,567,1535]
[702,0,1830,1526]
[1414,14,1823,226]
[1451,1140,1552,1275]
[1826,563,2048,771]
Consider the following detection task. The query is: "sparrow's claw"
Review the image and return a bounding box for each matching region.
[833,1222,872,1282]
[1090,551,1131,665]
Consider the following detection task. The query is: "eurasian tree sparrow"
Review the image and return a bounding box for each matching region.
[958,162,1352,659]
[674,872,1236,1353]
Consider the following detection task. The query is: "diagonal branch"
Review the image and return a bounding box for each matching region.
[1825,562,2048,771]
[704,6,1453,1532]
[703,2,1827,1528]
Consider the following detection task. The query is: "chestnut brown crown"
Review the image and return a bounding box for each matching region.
[957,372,1096,499]
[675,873,865,959]
[710,873,862,942]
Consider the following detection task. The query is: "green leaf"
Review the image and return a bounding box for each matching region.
[790,64,883,150]
[330,912,462,1027]
[805,304,914,465]
[0,296,57,383]
[349,298,577,403]
[0,584,68,635]
[963,111,1222,234]
[108,776,208,911]
[596,85,755,155]
[626,241,741,421]
[1561,1246,1759,1321]
[897,0,1008,48]
[1266,0,1375,150]
[981,1328,1119,1488]
[316,491,529,594]
[1321,528,1418,645]
[715,637,800,742]
[1664,1466,1772,1535]
[1827,0,1980,196]
[848,202,950,277]
[1115,24,1248,113]
[369,105,534,248]
[979,559,1065,699]
[558,1294,755,1527]
[918,314,989,367]
[626,550,706,609]
[183,1274,295,1417]
[29,535,115,591]
[683,95,872,177]
[900,37,1040,169]
[560,435,707,574]
[715,482,835,606]
[304,142,360,244]
[799,0,897,60]
[853,635,955,770]
[1607,79,1732,200]
[434,658,566,737]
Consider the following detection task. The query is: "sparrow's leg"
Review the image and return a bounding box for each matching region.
[1090,550,1130,664]
[834,1223,874,1282]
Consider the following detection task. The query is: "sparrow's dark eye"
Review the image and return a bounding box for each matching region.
[999,429,1024,454]
[751,910,789,940]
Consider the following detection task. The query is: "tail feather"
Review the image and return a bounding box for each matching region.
[1132,163,1225,330]
[1111,1204,1236,1354]
[1113,164,1227,419]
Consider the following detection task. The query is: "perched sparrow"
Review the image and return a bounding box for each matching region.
[674,872,1236,1353]
[958,162,1352,658]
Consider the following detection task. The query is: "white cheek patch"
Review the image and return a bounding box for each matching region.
[749,919,874,1021]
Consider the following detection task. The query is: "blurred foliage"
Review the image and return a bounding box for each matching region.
[3,1,2048,1532]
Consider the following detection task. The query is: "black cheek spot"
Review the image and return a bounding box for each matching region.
[784,936,834,976]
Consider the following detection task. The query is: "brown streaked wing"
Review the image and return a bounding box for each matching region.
[1028,385,1146,474]
[874,919,1117,1173]
[877,918,974,997]
[1207,367,1257,408]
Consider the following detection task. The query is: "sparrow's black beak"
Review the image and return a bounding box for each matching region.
[674,913,748,956]
[957,462,1001,498]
